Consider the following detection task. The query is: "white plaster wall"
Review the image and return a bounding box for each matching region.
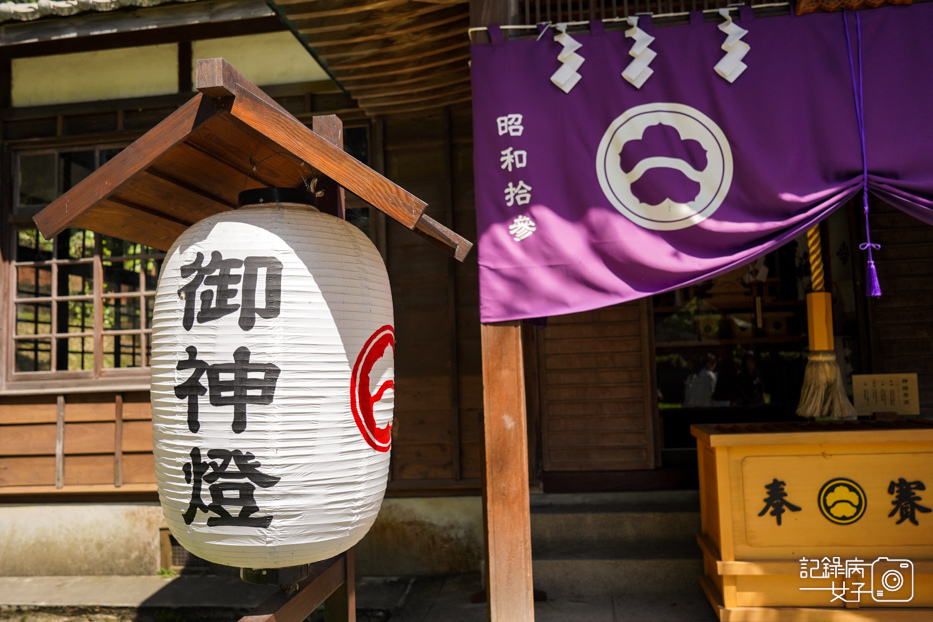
[192,32,329,86]
[12,45,178,107]
[0,503,163,576]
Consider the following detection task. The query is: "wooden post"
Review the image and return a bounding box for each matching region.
[469,2,531,616]
[324,549,355,622]
[312,115,346,220]
[239,551,355,622]
[481,321,534,621]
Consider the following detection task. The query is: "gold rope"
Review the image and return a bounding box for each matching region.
[807,225,824,292]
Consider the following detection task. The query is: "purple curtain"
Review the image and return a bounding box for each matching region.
[471,4,933,323]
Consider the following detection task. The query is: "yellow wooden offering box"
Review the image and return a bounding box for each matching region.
[693,420,933,621]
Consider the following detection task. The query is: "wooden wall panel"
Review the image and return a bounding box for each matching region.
[123,453,157,484]
[123,420,154,452]
[451,107,483,483]
[0,456,56,486]
[0,424,57,456]
[122,400,152,420]
[0,399,58,424]
[868,202,933,409]
[540,300,657,472]
[63,455,114,486]
[0,394,155,494]
[65,394,116,422]
[384,111,462,485]
[64,422,115,454]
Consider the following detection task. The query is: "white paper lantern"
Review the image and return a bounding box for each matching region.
[150,198,394,569]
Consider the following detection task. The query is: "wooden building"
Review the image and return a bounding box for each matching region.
[2,0,933,618]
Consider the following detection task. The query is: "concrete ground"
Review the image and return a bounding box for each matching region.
[0,573,718,621]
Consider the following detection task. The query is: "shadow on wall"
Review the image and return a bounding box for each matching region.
[353,497,484,576]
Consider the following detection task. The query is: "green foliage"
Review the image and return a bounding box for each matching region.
[157,567,178,578]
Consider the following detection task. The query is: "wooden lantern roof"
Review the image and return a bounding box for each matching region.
[33,58,472,261]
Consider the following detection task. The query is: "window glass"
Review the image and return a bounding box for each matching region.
[59,150,94,193]
[64,229,95,259]
[16,339,51,372]
[16,302,51,337]
[16,229,54,261]
[16,265,52,297]
[18,153,57,207]
[103,297,142,331]
[103,334,145,369]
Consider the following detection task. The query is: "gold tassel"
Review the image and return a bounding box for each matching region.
[796,226,857,419]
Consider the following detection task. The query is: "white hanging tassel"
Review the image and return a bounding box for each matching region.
[622,16,656,89]
[714,8,750,83]
[550,23,584,93]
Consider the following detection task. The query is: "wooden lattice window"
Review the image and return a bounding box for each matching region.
[10,147,164,379]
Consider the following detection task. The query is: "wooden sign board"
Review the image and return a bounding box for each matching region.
[693,420,933,617]
[852,373,920,416]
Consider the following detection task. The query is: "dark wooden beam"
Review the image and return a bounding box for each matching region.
[412,213,473,262]
[330,50,470,82]
[178,41,192,93]
[357,84,472,110]
[361,94,472,118]
[328,39,466,71]
[0,55,10,109]
[275,0,411,19]
[290,2,454,29]
[348,69,470,99]
[336,60,466,88]
[311,19,468,55]
[470,0,520,27]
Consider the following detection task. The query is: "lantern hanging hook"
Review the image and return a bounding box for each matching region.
[242,151,314,195]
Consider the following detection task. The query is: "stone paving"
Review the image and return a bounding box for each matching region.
[0,574,718,621]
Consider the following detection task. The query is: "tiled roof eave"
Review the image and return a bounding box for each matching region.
[0,0,201,24]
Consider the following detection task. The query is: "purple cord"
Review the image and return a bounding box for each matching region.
[844,12,882,296]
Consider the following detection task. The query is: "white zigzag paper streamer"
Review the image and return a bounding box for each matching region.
[550,23,584,93]
[622,17,656,89]
[714,8,750,83]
